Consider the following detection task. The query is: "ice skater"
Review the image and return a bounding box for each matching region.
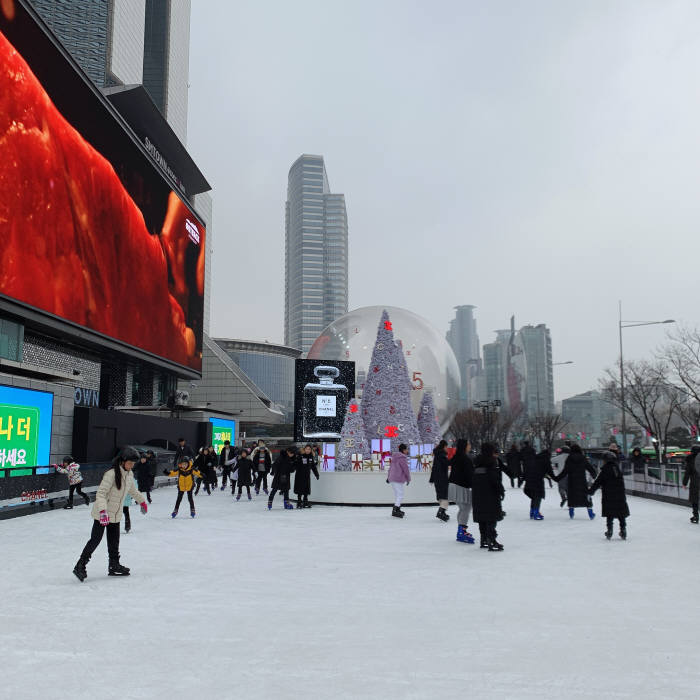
[55,456,90,509]
[522,444,555,520]
[551,446,570,507]
[194,447,214,495]
[134,452,153,504]
[235,449,254,500]
[251,440,273,495]
[72,446,147,582]
[448,439,475,543]
[294,444,320,508]
[219,440,236,491]
[472,442,505,551]
[165,455,202,518]
[268,446,297,510]
[682,444,700,523]
[552,444,596,520]
[430,440,450,522]
[589,450,630,540]
[387,443,410,518]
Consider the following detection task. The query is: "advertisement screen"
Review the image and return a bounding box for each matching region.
[294,360,356,442]
[0,384,53,469]
[0,2,205,372]
[209,418,236,455]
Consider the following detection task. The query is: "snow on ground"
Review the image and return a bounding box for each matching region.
[1,485,700,700]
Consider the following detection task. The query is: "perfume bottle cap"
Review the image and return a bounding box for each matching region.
[314,365,340,379]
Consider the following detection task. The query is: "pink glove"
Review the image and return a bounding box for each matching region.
[140,501,148,515]
[99,510,109,526]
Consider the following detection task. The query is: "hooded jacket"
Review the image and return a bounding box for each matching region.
[91,467,145,523]
[589,452,629,519]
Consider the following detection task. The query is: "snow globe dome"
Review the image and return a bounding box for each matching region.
[307,306,460,433]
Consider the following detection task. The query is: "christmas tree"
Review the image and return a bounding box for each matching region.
[417,391,442,445]
[335,399,370,471]
[361,310,421,447]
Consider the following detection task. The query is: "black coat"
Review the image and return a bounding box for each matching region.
[251,447,273,473]
[523,450,555,500]
[554,452,596,508]
[472,455,505,523]
[134,459,152,490]
[429,449,450,500]
[219,446,237,470]
[629,452,645,473]
[174,444,195,467]
[195,452,217,484]
[505,448,521,478]
[271,453,296,491]
[448,453,473,488]
[235,457,254,486]
[590,460,630,518]
[294,454,320,496]
[682,450,700,502]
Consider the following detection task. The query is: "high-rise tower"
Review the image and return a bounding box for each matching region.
[285,154,348,353]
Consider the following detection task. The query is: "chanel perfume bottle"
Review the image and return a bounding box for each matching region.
[302,366,349,439]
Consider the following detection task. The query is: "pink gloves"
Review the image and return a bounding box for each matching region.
[99,510,109,526]
[140,501,148,515]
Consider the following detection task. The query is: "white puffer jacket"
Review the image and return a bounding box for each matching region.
[91,467,144,523]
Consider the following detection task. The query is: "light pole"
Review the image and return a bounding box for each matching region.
[618,301,674,456]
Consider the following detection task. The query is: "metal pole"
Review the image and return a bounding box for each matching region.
[619,300,628,456]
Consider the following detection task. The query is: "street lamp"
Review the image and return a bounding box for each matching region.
[618,301,675,456]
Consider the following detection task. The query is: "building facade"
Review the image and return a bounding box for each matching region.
[561,390,618,446]
[519,324,554,415]
[284,154,348,353]
[446,305,481,409]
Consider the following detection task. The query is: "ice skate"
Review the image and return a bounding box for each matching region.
[236,494,241,501]
[255,488,260,495]
[63,503,73,510]
[605,527,612,540]
[190,509,196,518]
[620,527,627,540]
[83,495,90,506]
[72,557,87,582]
[171,510,178,518]
[296,500,304,509]
[125,524,131,534]
[392,506,403,518]
[284,500,294,510]
[108,560,130,576]
[587,508,595,520]
[529,508,535,520]
[264,488,269,495]
[488,539,504,551]
[690,514,699,524]
[560,497,566,508]
[436,507,449,522]
[456,524,470,542]
[248,494,252,501]
[267,501,273,510]
[533,510,544,520]
[569,507,575,519]
[220,485,225,491]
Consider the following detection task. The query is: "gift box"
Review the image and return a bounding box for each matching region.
[409,445,420,472]
[351,453,363,471]
[321,443,335,471]
[371,439,392,470]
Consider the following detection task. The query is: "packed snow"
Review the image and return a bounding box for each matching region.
[1,485,699,699]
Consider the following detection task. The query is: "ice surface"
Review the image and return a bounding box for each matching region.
[1,486,699,699]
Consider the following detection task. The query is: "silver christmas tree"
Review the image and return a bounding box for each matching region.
[335,398,370,471]
[417,391,442,445]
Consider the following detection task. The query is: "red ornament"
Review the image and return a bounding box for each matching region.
[349,404,358,414]
[384,320,393,331]
[373,366,379,373]
[385,425,399,438]
[389,406,396,415]
[376,390,382,396]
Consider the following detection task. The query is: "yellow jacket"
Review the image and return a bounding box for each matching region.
[166,463,202,492]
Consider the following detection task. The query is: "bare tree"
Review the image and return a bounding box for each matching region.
[528,413,568,452]
[600,359,681,463]
[494,407,525,450]
[660,327,700,435]
[449,409,486,447]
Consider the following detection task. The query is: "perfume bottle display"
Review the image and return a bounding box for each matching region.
[302,366,349,439]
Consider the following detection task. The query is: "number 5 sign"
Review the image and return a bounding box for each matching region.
[412,371,424,390]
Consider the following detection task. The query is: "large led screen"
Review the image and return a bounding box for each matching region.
[209,417,236,455]
[0,1,205,372]
[0,384,53,469]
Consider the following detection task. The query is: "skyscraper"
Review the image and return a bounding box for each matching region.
[446,305,480,409]
[519,324,554,415]
[285,154,348,353]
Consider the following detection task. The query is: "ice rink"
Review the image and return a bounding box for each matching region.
[2,485,699,699]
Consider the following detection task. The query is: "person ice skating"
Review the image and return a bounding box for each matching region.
[55,456,90,509]
[235,449,254,501]
[387,443,411,518]
[164,455,202,518]
[208,445,219,490]
[682,444,700,523]
[174,437,195,467]
[219,440,236,490]
[505,444,520,488]
[629,447,645,474]
[250,440,273,494]
[551,446,570,507]
[520,441,536,487]
[589,450,630,540]
[553,444,597,519]
[448,439,475,543]
[134,452,153,504]
[194,447,215,495]
[294,444,320,508]
[472,442,505,551]
[72,446,147,582]
[522,444,555,520]
[430,440,450,522]
[268,446,297,510]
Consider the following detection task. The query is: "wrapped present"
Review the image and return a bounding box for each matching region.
[321,443,336,471]
[371,439,392,470]
[351,453,363,471]
[420,454,433,471]
[409,445,420,471]
[363,458,374,472]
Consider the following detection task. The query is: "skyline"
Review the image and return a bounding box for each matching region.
[187,0,700,401]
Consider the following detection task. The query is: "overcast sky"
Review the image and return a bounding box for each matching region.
[187,0,700,401]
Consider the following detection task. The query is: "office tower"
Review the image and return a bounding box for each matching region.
[31,0,191,143]
[285,154,349,353]
[519,324,554,415]
[446,305,480,409]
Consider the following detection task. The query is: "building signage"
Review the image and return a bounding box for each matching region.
[144,136,185,193]
[0,385,53,468]
[74,387,99,407]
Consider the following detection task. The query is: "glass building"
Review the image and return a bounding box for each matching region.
[213,340,301,422]
[284,154,348,353]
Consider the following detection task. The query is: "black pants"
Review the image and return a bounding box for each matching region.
[255,472,269,491]
[478,521,497,543]
[268,488,289,504]
[230,479,237,495]
[237,485,251,498]
[68,483,89,505]
[138,481,152,503]
[122,506,131,531]
[692,502,699,518]
[174,489,195,511]
[195,478,210,495]
[80,520,120,562]
[606,516,627,531]
[221,468,231,488]
[296,494,309,506]
[530,497,542,511]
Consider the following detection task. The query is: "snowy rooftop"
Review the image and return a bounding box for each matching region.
[2,486,698,699]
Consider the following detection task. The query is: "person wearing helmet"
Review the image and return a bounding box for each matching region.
[72,446,147,582]
[164,454,202,518]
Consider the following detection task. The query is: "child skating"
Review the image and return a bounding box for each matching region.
[235,449,254,500]
[164,456,202,518]
[72,446,147,581]
[294,444,319,508]
[55,456,90,509]
[589,450,630,540]
[268,446,297,510]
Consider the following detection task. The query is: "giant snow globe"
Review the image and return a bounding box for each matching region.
[307,306,460,433]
